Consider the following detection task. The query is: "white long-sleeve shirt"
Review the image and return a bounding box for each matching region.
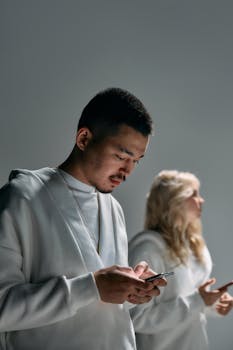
[0,167,136,350]
[129,230,213,350]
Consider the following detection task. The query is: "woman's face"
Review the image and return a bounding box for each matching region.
[182,184,204,222]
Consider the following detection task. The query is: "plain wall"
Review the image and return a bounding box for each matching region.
[1,1,233,348]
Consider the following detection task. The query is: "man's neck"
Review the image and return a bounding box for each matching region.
[58,149,89,185]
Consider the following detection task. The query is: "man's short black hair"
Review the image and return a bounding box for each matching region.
[78,87,153,140]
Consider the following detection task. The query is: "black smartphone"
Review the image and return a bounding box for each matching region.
[216,280,233,291]
[145,271,175,282]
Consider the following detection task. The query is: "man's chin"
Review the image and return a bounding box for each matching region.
[95,186,114,194]
[99,190,113,194]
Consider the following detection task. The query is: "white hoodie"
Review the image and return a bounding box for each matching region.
[0,167,136,350]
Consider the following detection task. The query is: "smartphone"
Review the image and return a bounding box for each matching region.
[216,280,233,291]
[145,271,175,282]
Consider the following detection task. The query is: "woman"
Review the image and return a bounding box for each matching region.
[129,170,232,350]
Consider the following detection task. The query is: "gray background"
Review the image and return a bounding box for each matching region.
[1,0,233,348]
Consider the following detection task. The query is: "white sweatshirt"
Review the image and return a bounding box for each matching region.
[0,168,136,350]
[129,230,213,350]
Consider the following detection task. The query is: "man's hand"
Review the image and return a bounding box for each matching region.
[94,264,166,304]
[127,261,167,304]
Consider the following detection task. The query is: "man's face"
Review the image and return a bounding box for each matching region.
[80,125,150,193]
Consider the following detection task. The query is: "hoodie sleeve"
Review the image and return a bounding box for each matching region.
[0,182,100,332]
[128,233,205,334]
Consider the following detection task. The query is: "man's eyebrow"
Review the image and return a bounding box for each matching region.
[118,146,145,159]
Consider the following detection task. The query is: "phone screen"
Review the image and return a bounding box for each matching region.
[145,271,174,282]
[216,280,233,290]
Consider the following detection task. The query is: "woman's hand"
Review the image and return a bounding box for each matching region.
[215,292,233,315]
[199,278,226,306]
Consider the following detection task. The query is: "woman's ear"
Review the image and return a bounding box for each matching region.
[76,127,93,151]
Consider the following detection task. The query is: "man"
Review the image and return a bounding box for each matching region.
[0,88,166,350]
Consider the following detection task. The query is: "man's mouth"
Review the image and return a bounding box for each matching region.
[110,175,126,186]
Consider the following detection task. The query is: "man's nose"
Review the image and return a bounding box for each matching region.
[120,159,135,175]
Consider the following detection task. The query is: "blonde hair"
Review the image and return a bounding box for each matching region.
[144,170,206,265]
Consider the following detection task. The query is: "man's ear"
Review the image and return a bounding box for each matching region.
[76,127,93,151]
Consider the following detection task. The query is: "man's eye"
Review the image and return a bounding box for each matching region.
[115,155,125,161]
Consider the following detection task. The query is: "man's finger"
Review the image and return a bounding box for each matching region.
[134,261,149,276]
